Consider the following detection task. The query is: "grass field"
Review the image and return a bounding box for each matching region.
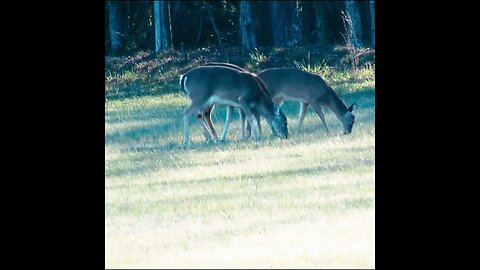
[105,67,375,268]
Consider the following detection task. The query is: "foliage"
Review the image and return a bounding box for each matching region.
[105,45,374,101]
[106,0,375,56]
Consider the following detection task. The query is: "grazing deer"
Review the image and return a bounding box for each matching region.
[198,63,261,141]
[179,65,288,145]
[201,63,356,138]
[257,68,356,135]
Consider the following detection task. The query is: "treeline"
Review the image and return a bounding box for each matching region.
[106,0,374,56]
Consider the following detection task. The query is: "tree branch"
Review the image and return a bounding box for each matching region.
[203,0,223,49]
[195,16,204,44]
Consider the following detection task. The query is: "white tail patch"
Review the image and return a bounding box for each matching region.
[180,75,189,95]
[179,74,184,92]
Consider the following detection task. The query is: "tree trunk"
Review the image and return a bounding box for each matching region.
[109,1,122,55]
[171,0,188,51]
[154,1,160,52]
[344,0,363,48]
[370,0,375,48]
[122,1,130,50]
[312,1,329,46]
[269,0,302,47]
[154,0,172,52]
[239,1,257,51]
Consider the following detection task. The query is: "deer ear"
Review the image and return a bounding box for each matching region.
[347,103,356,112]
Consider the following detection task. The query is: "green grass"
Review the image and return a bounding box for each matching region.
[105,63,375,268]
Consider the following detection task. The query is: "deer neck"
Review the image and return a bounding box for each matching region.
[325,89,348,120]
[257,102,274,123]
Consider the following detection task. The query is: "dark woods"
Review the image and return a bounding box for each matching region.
[105,0,375,56]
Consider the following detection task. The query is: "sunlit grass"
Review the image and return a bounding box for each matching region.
[105,69,375,268]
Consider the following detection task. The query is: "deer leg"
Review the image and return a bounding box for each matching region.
[196,108,211,142]
[246,114,260,141]
[297,102,309,133]
[238,100,260,141]
[239,108,253,140]
[310,102,331,136]
[219,106,233,141]
[253,109,261,136]
[239,108,260,140]
[201,105,219,142]
[184,102,203,145]
[200,116,211,142]
[272,99,285,135]
[245,108,262,139]
[239,109,251,140]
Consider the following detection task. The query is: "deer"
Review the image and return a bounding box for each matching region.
[179,65,288,145]
[196,63,262,141]
[257,67,356,135]
[199,63,356,140]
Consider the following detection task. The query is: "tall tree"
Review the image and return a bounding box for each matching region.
[269,0,302,46]
[154,0,172,52]
[171,0,189,51]
[108,0,122,55]
[344,0,363,48]
[239,1,257,51]
[312,1,329,46]
[370,0,375,48]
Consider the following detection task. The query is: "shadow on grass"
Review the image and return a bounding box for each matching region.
[106,153,374,186]
[106,179,374,216]
[106,127,374,179]
[106,81,180,101]
[105,121,181,144]
[105,87,375,178]
[105,87,374,146]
